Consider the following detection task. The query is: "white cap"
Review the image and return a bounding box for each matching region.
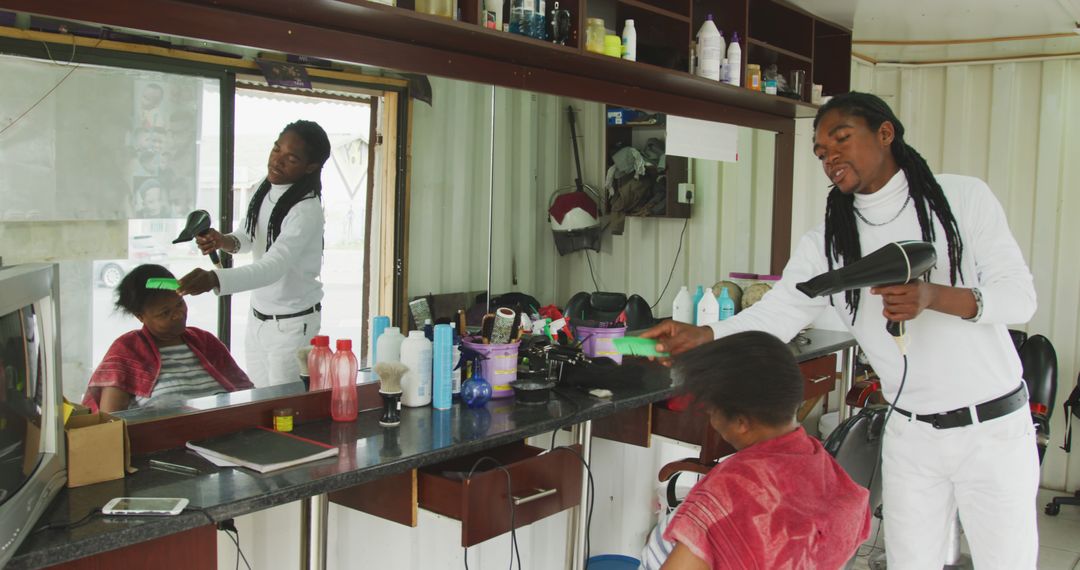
[408,330,425,338]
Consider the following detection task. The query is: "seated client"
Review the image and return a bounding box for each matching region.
[84,264,253,412]
[660,331,871,570]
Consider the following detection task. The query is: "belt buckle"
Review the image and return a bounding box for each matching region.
[931,408,971,429]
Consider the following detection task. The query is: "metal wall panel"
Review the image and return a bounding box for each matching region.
[851,57,1080,491]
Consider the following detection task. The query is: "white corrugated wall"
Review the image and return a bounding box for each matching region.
[850,57,1080,492]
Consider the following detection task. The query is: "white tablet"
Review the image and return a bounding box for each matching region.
[101,497,189,516]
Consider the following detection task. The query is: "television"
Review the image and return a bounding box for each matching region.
[0,264,66,567]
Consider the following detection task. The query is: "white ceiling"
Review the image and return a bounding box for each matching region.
[786,0,1080,63]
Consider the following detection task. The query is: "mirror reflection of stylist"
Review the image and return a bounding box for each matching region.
[178,120,331,388]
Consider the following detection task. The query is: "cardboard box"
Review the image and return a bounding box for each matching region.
[65,411,132,488]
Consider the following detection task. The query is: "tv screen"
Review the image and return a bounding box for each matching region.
[0,303,45,506]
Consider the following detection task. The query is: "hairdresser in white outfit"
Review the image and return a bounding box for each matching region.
[178,120,330,388]
[642,92,1038,569]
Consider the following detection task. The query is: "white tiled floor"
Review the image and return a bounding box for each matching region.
[850,488,1080,569]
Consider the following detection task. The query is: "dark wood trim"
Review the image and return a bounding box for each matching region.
[747,37,814,63]
[2,0,807,129]
[126,383,382,454]
[361,97,379,364]
[618,0,692,23]
[43,525,216,569]
[770,128,795,273]
[329,468,417,527]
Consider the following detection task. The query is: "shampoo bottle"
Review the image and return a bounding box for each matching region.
[432,324,453,410]
[697,287,720,325]
[370,315,390,368]
[692,285,705,325]
[621,19,637,61]
[695,15,722,81]
[718,287,735,320]
[400,330,433,407]
[375,327,405,365]
[672,286,694,324]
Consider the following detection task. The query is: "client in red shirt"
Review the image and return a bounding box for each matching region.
[662,331,871,570]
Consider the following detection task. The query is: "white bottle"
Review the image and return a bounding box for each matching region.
[621,19,637,61]
[400,330,433,407]
[672,286,695,324]
[697,287,720,325]
[375,326,405,364]
[695,15,722,81]
[481,0,503,30]
[725,32,742,86]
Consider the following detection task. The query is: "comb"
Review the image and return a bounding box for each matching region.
[145,277,180,291]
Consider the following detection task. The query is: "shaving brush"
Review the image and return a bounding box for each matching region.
[374,362,408,426]
[296,346,313,390]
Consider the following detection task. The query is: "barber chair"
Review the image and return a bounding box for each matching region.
[1046,370,1079,516]
[563,291,656,331]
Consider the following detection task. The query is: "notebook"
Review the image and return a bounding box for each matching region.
[186,427,338,473]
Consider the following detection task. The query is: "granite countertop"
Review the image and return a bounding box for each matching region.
[10,330,854,569]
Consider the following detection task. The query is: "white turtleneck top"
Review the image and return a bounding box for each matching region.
[708,171,1036,414]
[214,180,325,315]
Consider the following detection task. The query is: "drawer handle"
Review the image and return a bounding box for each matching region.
[512,487,558,506]
[809,374,834,384]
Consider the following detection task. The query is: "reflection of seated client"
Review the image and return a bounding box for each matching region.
[655,331,870,570]
[84,264,252,413]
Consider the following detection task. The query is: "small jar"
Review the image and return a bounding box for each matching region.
[273,407,294,432]
[746,64,762,91]
[586,18,606,54]
[603,34,622,57]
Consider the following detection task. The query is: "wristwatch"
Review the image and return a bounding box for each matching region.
[963,287,983,322]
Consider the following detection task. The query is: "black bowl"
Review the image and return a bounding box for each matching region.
[512,381,555,405]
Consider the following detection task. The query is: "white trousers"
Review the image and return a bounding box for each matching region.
[882,404,1039,569]
[244,309,321,388]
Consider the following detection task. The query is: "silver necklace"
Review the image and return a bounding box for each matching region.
[854,195,911,226]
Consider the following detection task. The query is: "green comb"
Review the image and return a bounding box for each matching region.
[145,278,180,291]
[611,336,670,358]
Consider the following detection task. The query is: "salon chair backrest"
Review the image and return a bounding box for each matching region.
[564,291,657,331]
[1017,334,1057,463]
[823,405,886,513]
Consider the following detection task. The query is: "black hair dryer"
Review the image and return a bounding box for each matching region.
[173,210,221,268]
[796,240,936,342]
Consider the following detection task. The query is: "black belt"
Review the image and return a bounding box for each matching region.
[253,303,321,321]
[894,383,1026,429]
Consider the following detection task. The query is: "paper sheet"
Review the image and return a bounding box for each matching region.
[666,115,739,163]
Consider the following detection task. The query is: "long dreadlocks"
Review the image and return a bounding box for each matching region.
[815,92,964,323]
[244,120,332,250]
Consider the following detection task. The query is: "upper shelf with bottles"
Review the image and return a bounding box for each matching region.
[392,0,850,110]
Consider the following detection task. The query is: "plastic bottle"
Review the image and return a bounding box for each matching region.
[621,19,636,61]
[370,315,390,368]
[672,286,694,324]
[725,32,741,86]
[451,336,463,397]
[532,0,547,40]
[375,327,405,365]
[330,339,359,422]
[307,335,334,391]
[432,324,453,410]
[481,0,502,30]
[400,330,433,407]
[509,0,533,36]
[691,285,705,325]
[718,287,735,321]
[695,15,722,81]
[697,287,720,325]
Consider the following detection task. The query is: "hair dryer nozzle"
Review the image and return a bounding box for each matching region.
[796,241,937,298]
[173,210,213,244]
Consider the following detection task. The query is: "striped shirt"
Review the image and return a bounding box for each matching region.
[132,344,227,409]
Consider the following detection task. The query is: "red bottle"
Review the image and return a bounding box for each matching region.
[307,335,334,391]
[330,339,359,422]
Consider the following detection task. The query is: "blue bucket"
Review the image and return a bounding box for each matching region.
[587,554,640,569]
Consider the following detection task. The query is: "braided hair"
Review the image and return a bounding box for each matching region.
[244,120,332,250]
[814,92,964,323]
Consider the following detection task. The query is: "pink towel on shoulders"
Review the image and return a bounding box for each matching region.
[83,326,253,412]
[663,427,871,569]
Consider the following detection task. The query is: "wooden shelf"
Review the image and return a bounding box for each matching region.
[747,37,812,63]
[618,0,691,23]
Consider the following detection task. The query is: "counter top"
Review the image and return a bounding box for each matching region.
[10,329,854,569]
